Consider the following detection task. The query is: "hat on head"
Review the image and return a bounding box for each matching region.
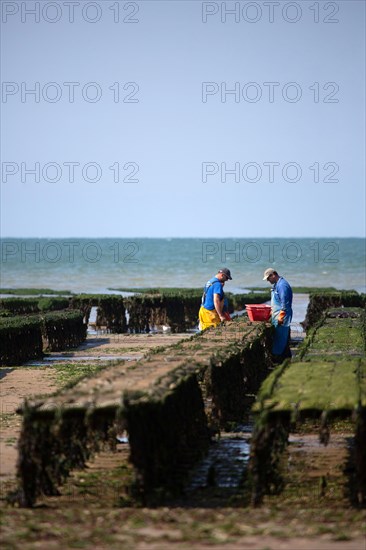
[218,268,232,280]
[263,268,276,280]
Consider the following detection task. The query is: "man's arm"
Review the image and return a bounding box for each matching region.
[278,283,292,311]
[214,293,226,321]
[277,282,292,324]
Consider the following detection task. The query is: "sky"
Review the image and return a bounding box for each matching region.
[1,0,365,238]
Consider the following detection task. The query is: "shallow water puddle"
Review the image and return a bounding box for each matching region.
[187,424,252,491]
[26,354,141,366]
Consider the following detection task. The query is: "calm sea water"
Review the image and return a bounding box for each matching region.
[1,238,365,294]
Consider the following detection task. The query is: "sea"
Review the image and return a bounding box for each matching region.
[1,238,365,295]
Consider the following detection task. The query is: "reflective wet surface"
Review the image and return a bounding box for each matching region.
[25,354,141,366]
[186,423,252,493]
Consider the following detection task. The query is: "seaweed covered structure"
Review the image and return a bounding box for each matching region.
[14,316,272,506]
[250,299,366,507]
[0,310,86,365]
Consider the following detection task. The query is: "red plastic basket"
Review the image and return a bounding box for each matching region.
[245,304,272,322]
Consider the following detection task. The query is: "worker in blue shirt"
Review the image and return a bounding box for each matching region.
[263,268,293,361]
[199,268,232,330]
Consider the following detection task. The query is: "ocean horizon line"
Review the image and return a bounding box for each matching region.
[1,236,365,240]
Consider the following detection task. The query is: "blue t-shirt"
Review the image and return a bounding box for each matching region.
[201,277,224,310]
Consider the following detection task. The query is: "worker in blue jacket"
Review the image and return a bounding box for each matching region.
[263,268,293,361]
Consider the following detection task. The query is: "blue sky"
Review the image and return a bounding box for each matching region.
[1,0,365,238]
